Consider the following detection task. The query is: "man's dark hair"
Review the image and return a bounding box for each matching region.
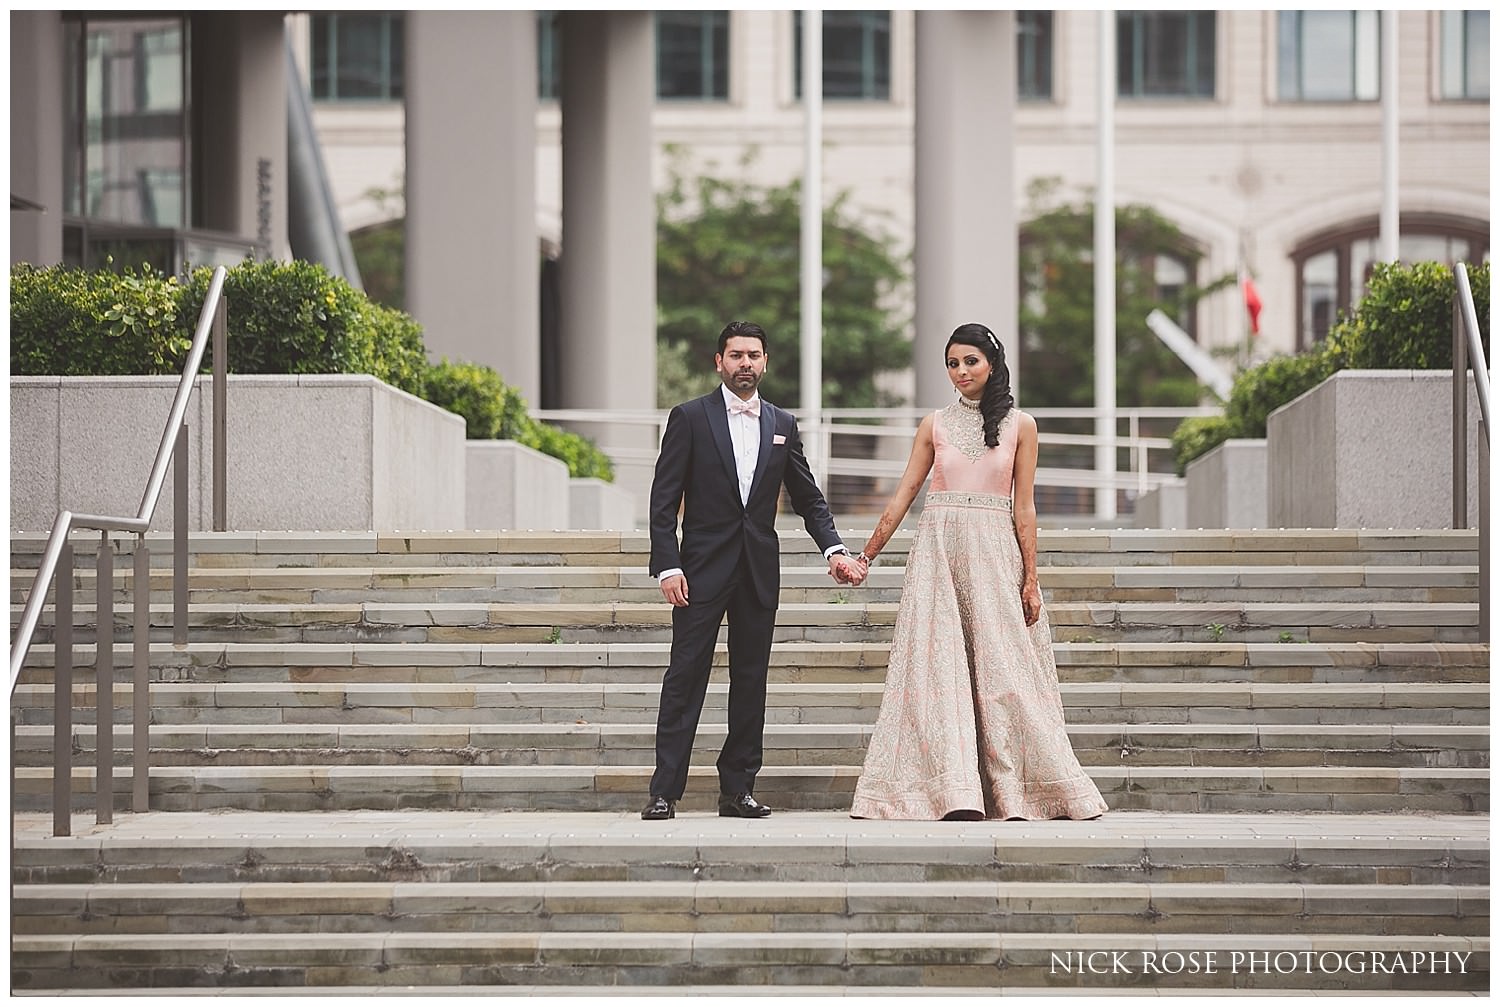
[717,321,768,355]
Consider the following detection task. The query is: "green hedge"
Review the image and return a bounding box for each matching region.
[1171,260,1490,473]
[11,260,613,481]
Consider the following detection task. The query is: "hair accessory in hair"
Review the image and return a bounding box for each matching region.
[985,330,1000,353]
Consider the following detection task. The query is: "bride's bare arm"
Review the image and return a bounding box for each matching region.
[1012,412,1044,626]
[858,414,935,561]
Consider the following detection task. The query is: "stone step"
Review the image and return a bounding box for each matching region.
[12,762,1489,814]
[14,879,1486,937]
[13,722,1489,771]
[15,640,1492,687]
[13,810,1486,887]
[15,600,1483,647]
[11,528,1479,570]
[9,930,1486,991]
[13,678,1490,728]
[13,564,1482,608]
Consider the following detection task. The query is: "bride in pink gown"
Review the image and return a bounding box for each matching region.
[848,323,1107,821]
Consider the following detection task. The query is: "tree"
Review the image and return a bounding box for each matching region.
[1018,177,1234,409]
[656,150,911,409]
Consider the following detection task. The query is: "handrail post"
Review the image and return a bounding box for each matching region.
[94,532,113,825]
[53,544,73,837]
[212,295,227,532]
[1453,290,1468,528]
[132,537,150,812]
[174,424,189,648]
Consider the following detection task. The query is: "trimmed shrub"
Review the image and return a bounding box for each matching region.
[1339,260,1490,370]
[1223,346,1339,439]
[423,359,529,441]
[11,263,189,376]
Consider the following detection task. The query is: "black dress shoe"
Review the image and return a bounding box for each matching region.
[641,795,675,820]
[718,792,771,818]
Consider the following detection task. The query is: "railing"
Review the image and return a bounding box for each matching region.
[532,404,1218,519]
[10,265,229,837]
[1452,261,1490,642]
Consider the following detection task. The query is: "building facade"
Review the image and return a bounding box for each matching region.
[299,10,1488,377]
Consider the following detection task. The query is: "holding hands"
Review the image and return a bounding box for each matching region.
[829,550,871,587]
[829,551,868,587]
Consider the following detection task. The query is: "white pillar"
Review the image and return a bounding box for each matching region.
[406,11,539,403]
[194,13,289,260]
[558,12,657,525]
[1094,10,1118,522]
[801,11,823,471]
[1379,9,1400,264]
[10,11,65,266]
[558,12,656,412]
[913,11,1017,409]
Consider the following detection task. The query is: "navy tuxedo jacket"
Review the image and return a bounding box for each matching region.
[648,389,843,610]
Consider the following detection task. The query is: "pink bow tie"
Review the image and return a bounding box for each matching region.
[728,397,761,418]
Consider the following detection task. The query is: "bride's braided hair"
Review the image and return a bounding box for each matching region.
[946,323,1014,448]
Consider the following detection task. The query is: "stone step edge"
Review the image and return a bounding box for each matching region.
[18,640,1493,667]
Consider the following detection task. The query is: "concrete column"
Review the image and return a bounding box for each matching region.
[406,11,539,403]
[10,11,65,266]
[558,12,656,412]
[193,14,289,259]
[558,12,657,525]
[912,11,1017,408]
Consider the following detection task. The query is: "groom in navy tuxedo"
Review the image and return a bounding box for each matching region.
[643,321,862,820]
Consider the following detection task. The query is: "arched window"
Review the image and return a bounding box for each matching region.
[1291,214,1489,348]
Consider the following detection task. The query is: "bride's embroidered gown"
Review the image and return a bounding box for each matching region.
[850,399,1108,820]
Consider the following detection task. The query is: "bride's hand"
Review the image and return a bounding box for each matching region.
[1021,581,1042,626]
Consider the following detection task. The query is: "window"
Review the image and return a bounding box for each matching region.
[657,12,729,100]
[538,12,730,101]
[310,13,403,101]
[1440,10,1489,100]
[1278,10,1380,101]
[1017,11,1053,101]
[793,11,891,100]
[538,11,560,101]
[1291,215,1490,348]
[1117,12,1215,99]
[64,16,187,227]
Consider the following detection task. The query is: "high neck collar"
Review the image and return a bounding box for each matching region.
[956,395,982,411]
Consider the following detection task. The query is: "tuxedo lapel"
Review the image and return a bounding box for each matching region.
[703,391,741,500]
[747,402,775,504]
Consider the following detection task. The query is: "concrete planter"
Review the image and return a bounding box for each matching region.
[569,477,638,530]
[1133,477,1187,529]
[1185,439,1267,529]
[11,375,466,532]
[465,440,571,530]
[1267,369,1481,529]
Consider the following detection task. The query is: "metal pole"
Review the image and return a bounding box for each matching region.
[94,533,113,825]
[1379,10,1400,264]
[1454,294,1468,528]
[133,539,150,812]
[1095,11,1118,521]
[801,10,824,486]
[174,423,189,648]
[52,544,73,837]
[212,295,227,532]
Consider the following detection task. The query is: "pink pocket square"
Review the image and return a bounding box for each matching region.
[773,434,787,445]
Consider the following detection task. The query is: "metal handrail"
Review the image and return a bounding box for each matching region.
[10,264,228,835]
[1452,261,1489,642]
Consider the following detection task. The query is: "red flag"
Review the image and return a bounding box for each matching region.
[1242,275,1263,335]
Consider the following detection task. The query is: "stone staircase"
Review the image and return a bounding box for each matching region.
[9,528,1489,993]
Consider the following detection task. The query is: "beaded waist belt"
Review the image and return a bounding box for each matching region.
[926,490,1013,511]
